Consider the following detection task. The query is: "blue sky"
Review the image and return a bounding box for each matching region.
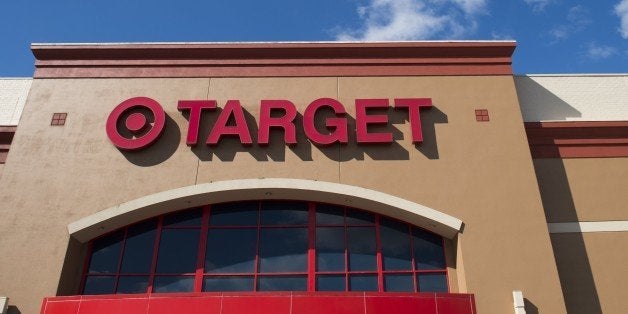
[1,0,627,76]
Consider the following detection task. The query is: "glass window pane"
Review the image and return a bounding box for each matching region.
[380,218,412,270]
[347,227,377,271]
[121,219,157,274]
[316,275,345,291]
[417,273,448,292]
[316,204,344,225]
[210,202,258,226]
[260,201,308,225]
[156,229,199,273]
[153,276,195,293]
[205,228,257,273]
[413,228,446,270]
[203,276,254,292]
[163,208,202,227]
[316,227,345,271]
[88,230,124,273]
[259,228,308,272]
[346,209,374,225]
[257,276,307,291]
[349,275,378,291]
[83,276,115,295]
[384,274,414,292]
[116,276,149,294]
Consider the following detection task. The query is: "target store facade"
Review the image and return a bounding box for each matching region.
[0,41,627,314]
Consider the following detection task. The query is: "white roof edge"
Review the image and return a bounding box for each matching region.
[31,40,517,46]
[0,77,33,80]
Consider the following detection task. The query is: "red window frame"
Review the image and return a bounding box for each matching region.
[80,201,449,294]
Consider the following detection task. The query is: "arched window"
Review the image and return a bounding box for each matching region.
[82,201,448,294]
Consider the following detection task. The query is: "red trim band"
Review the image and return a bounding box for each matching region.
[31,42,516,78]
[525,121,628,158]
[0,126,17,164]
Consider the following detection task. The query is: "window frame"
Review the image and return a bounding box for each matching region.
[80,200,449,294]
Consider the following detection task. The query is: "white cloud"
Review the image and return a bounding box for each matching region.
[335,0,487,41]
[548,5,591,41]
[452,0,487,15]
[615,0,628,39]
[491,31,514,40]
[524,0,552,13]
[585,43,618,60]
[549,26,569,40]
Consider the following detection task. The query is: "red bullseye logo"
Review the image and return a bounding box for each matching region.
[106,97,166,150]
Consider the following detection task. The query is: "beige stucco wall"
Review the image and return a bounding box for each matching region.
[551,232,628,314]
[533,158,628,223]
[0,76,565,314]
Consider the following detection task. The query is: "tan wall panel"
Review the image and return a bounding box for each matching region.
[0,78,207,314]
[534,158,628,222]
[551,232,628,314]
[0,76,566,314]
[194,77,341,183]
[337,76,565,314]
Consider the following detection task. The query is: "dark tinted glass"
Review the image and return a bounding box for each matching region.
[347,227,377,271]
[153,276,195,292]
[88,230,123,273]
[349,275,378,291]
[163,208,202,227]
[83,276,115,295]
[384,274,414,292]
[417,273,448,292]
[205,228,257,273]
[259,228,308,272]
[413,228,445,269]
[156,229,199,273]
[203,276,254,292]
[346,209,374,225]
[116,276,149,294]
[316,275,345,291]
[260,201,308,225]
[257,276,307,291]
[210,202,258,226]
[315,204,344,225]
[380,218,412,270]
[316,227,345,271]
[121,219,157,273]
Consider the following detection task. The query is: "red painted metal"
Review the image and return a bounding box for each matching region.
[258,100,298,145]
[113,228,129,292]
[194,207,211,292]
[146,216,164,293]
[31,41,516,78]
[355,99,393,144]
[105,97,166,151]
[206,100,253,145]
[177,100,217,146]
[303,98,349,145]
[394,98,433,143]
[83,201,449,294]
[524,121,628,158]
[374,216,384,292]
[307,203,316,291]
[111,97,433,149]
[41,292,476,314]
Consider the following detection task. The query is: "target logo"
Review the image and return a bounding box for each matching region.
[106,97,166,150]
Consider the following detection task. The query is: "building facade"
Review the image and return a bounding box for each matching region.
[0,42,626,314]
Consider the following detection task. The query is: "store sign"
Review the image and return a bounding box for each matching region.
[106,97,432,151]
